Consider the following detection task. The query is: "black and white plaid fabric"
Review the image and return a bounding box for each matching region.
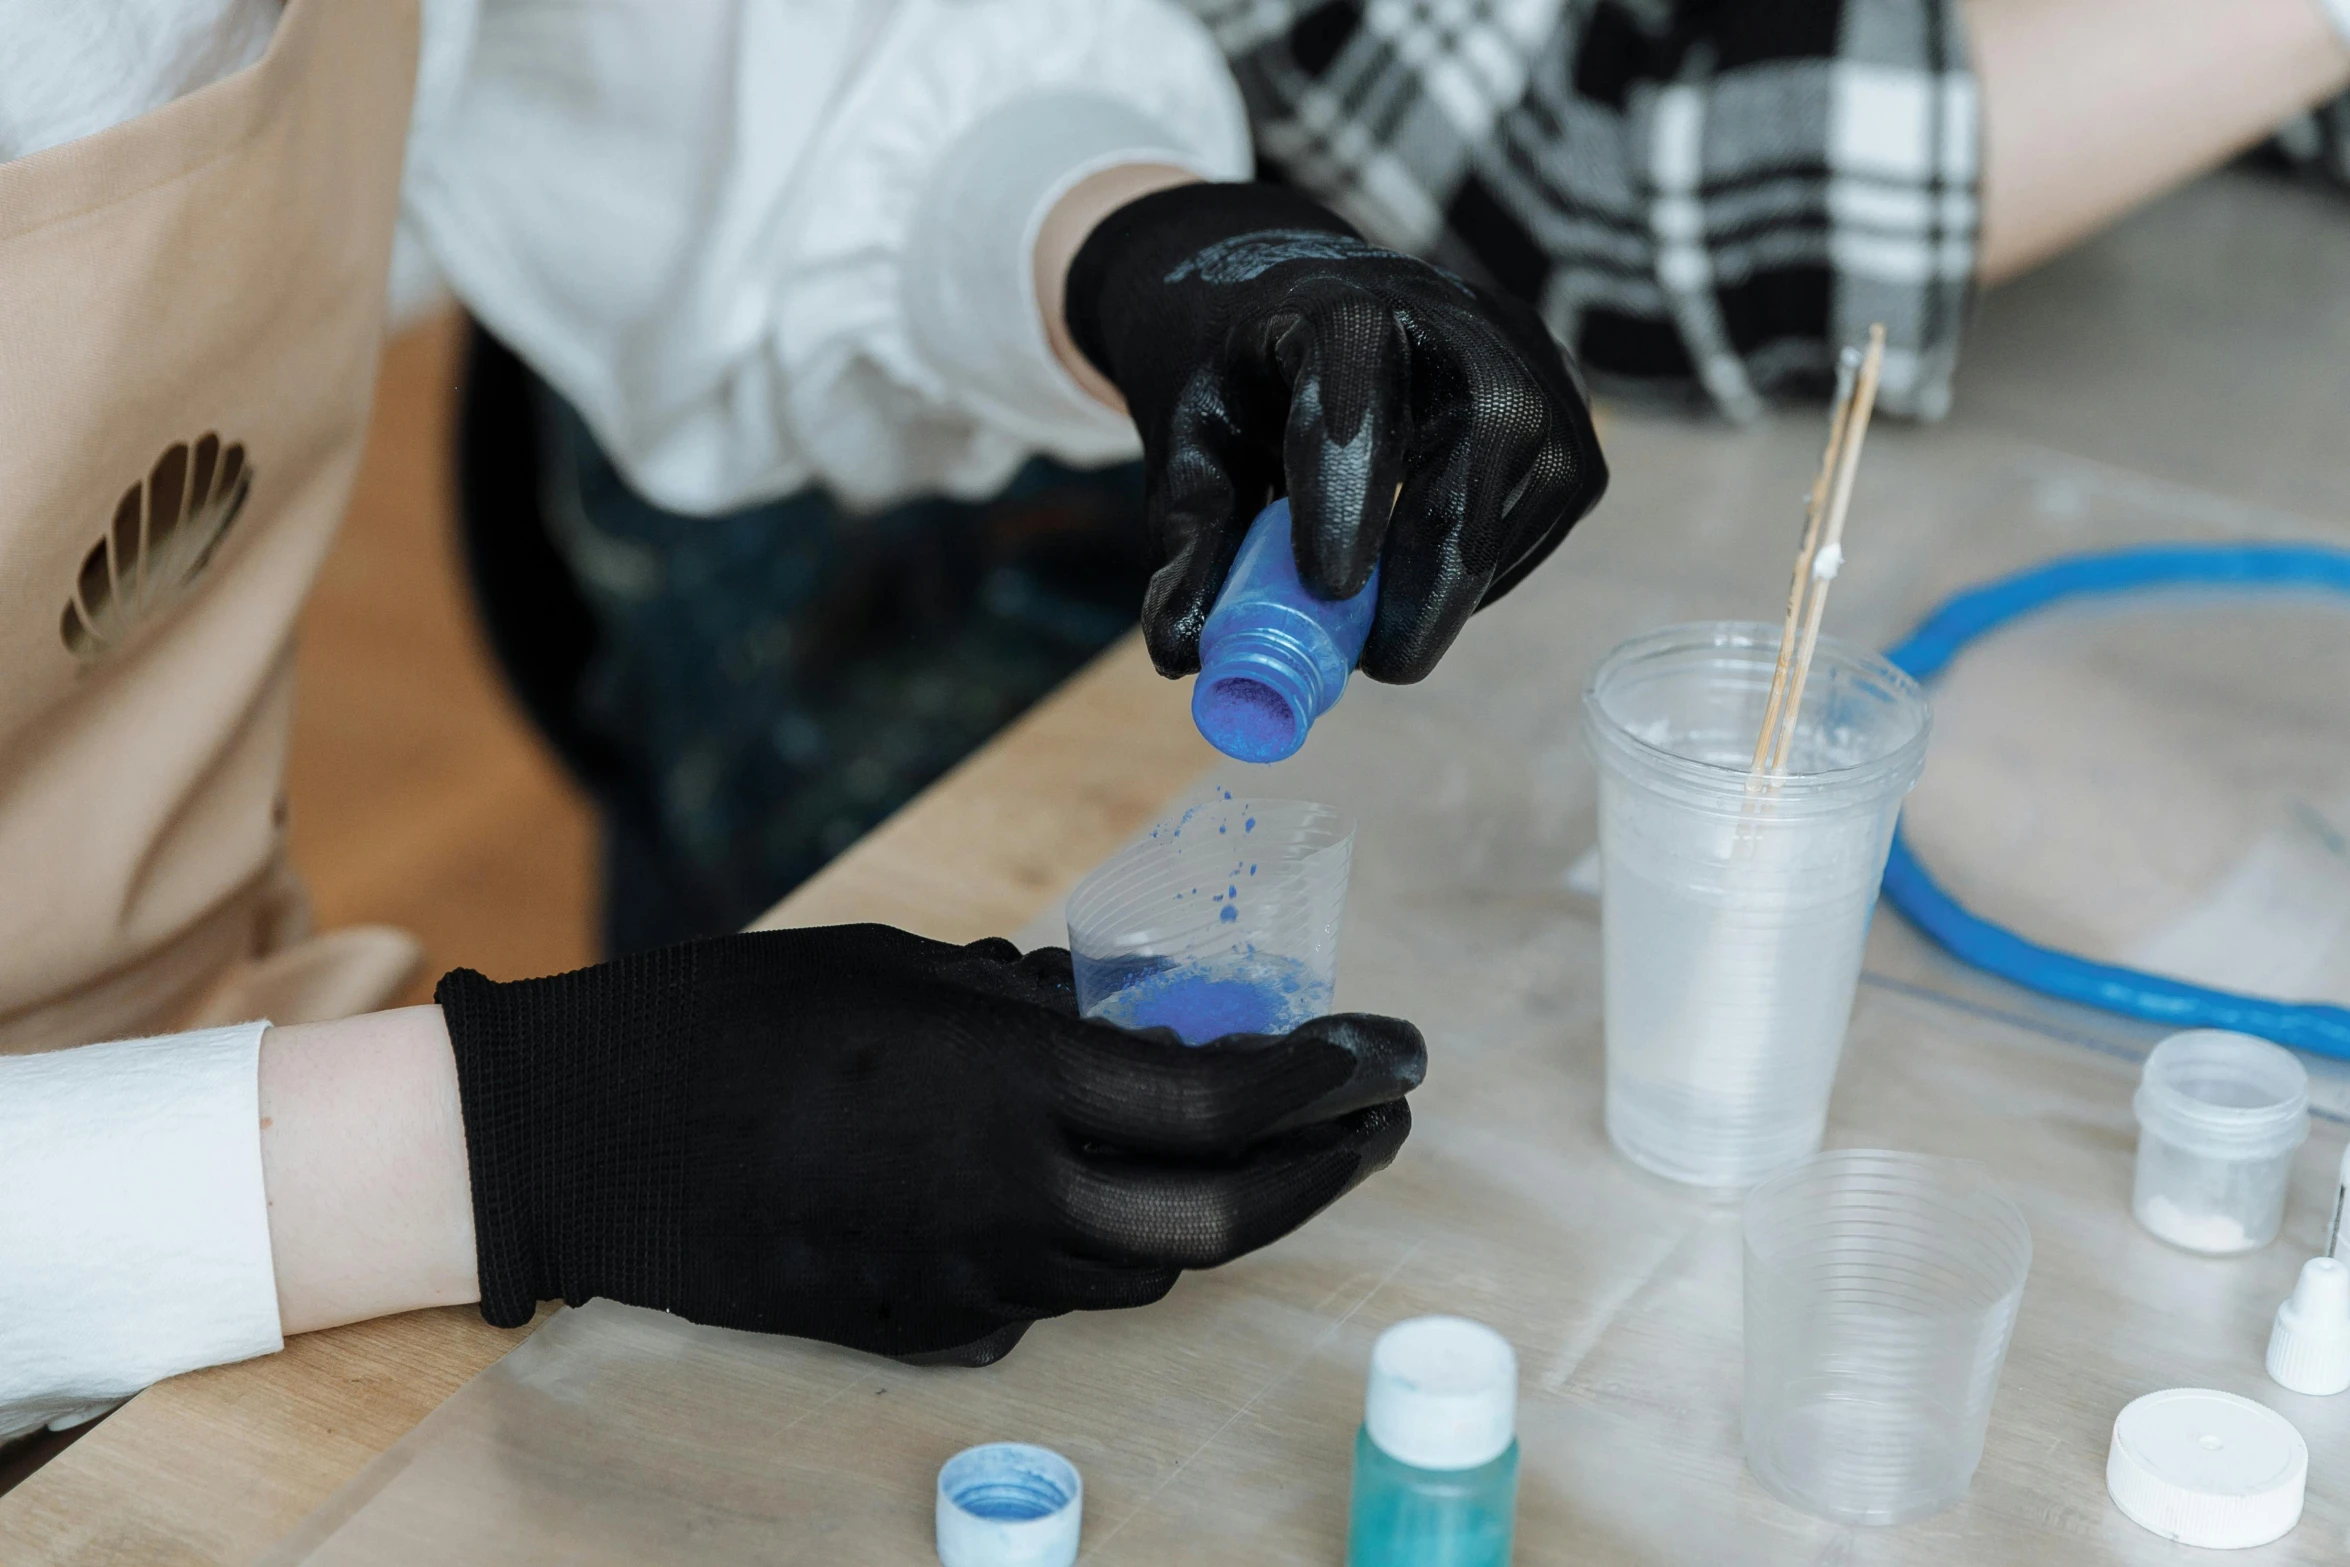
[1190,0,1976,420]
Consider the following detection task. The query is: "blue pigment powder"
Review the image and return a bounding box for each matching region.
[1198,675,1302,763]
[1080,952,1329,1044]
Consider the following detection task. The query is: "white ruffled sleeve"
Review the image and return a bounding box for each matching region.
[400,0,1249,517]
[0,1024,283,1442]
[385,0,479,329]
[791,0,1253,507]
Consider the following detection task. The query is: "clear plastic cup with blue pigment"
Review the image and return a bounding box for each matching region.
[1066,794,1354,1044]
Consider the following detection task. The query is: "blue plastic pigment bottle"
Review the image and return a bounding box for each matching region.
[1193,498,1378,764]
[1348,1316,1520,1567]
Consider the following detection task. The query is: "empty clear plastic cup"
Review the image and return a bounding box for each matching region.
[1582,623,1931,1187]
[1743,1150,2033,1526]
[1065,794,1353,1045]
[2132,1030,2309,1255]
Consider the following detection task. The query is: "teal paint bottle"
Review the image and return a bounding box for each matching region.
[1347,1316,1520,1566]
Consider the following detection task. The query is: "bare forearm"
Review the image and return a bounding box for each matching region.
[1972,0,2350,283]
[258,1006,478,1335]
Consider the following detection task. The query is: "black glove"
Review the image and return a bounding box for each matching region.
[1063,182,1607,684]
[437,925,1420,1365]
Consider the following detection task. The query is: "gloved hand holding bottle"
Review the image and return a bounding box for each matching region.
[1050,179,1610,688]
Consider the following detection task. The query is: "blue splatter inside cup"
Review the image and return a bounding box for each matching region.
[1066,796,1352,1045]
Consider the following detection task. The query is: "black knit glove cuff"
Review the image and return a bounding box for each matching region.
[1061,182,1360,387]
[437,948,702,1328]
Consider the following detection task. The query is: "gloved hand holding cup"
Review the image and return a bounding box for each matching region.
[437,922,1420,1366]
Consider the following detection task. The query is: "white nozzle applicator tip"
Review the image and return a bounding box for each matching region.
[2268,1257,2350,1396]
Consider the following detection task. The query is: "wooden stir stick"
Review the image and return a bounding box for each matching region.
[1752,323,1888,780]
[1750,351,1860,774]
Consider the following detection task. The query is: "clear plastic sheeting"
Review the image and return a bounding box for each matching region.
[262,922,2350,1564]
[1899,566,2350,1013]
[268,428,2350,1561]
[268,178,2350,1561]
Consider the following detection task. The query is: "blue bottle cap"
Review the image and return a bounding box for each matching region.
[935,1442,1082,1567]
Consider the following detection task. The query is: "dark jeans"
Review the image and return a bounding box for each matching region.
[456,328,1152,956]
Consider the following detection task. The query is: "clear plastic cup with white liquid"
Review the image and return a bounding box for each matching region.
[1581,622,1931,1188]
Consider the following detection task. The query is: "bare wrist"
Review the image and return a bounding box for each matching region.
[259,1005,478,1336]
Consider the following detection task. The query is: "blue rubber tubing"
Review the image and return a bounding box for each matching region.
[1878,541,2350,1059]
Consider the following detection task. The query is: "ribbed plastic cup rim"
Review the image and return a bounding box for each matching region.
[1581,621,1932,810]
[2134,1031,2310,1156]
[1744,1149,2033,1317]
[1065,797,1353,958]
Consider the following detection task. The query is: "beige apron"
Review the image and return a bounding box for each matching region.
[0,0,424,1054]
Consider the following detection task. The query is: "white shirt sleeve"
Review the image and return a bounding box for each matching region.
[0,0,275,162]
[4,0,1251,515]
[399,0,1251,515]
[386,0,481,329]
[0,1024,283,1443]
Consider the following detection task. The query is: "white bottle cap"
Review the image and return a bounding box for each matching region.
[2268,1257,2350,1396]
[1363,1316,1517,1471]
[2106,1389,2306,1549]
[935,1443,1081,1567]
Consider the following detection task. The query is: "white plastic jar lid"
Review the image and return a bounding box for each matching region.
[2107,1388,2306,1549]
[935,1443,1082,1567]
[1364,1316,1517,1471]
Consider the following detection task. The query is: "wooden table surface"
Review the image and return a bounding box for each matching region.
[220,402,2350,1562]
[0,640,1211,1566]
[5,166,2350,1564]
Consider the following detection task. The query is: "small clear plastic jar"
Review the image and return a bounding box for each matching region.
[2132,1030,2309,1255]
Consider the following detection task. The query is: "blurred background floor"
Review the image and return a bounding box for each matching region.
[285,311,596,994]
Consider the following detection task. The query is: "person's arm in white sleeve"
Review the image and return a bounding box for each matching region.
[1,931,1426,1434]
[0,1010,476,1443]
[399,0,1250,518]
